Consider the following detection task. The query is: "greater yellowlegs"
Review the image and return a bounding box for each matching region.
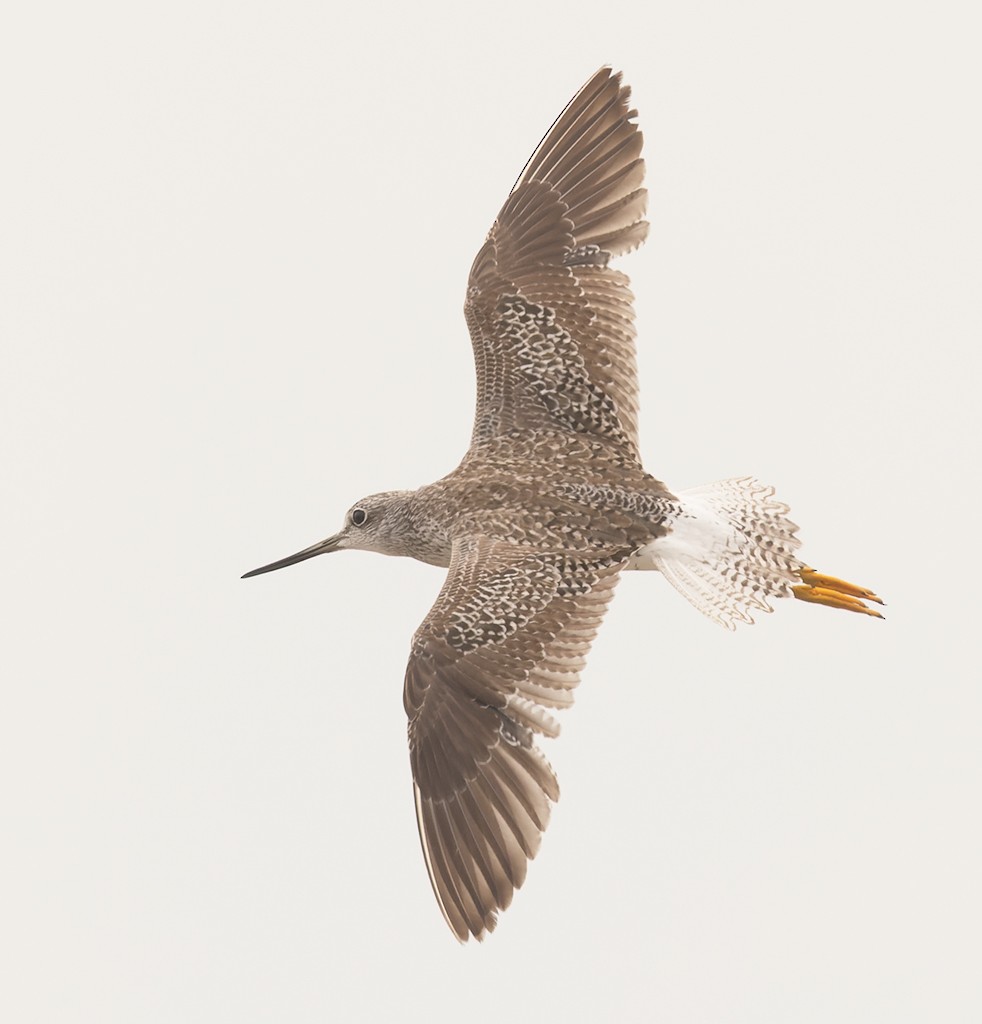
[244,67,883,942]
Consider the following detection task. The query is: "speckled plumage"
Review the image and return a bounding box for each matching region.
[244,67,884,943]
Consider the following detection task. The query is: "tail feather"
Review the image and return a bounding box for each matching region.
[635,477,804,630]
[635,477,884,628]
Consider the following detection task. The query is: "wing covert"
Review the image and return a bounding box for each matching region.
[404,535,623,941]
[466,68,648,455]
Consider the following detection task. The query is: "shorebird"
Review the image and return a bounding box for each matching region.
[244,67,883,942]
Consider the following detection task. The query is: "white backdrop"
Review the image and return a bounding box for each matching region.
[4,2,980,1021]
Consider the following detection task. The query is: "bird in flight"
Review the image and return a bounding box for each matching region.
[244,67,883,942]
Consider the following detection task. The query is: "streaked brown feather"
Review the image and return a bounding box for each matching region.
[465,67,648,454]
[405,535,622,940]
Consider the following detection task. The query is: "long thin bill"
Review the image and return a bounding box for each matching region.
[241,534,342,579]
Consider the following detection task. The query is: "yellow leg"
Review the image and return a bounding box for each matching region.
[792,567,885,619]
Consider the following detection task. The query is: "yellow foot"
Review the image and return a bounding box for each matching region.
[792,567,885,619]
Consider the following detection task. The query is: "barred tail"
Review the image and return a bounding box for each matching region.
[634,477,883,628]
[651,478,803,629]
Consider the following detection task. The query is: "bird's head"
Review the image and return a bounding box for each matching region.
[242,490,414,578]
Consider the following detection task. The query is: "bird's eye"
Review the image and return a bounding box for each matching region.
[351,508,368,526]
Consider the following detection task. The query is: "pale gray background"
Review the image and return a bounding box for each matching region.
[3,1,979,1021]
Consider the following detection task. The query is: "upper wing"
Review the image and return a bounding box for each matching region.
[466,67,648,456]
[404,535,623,941]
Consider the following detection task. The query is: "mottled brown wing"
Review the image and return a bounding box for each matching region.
[404,535,623,941]
[466,67,648,456]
